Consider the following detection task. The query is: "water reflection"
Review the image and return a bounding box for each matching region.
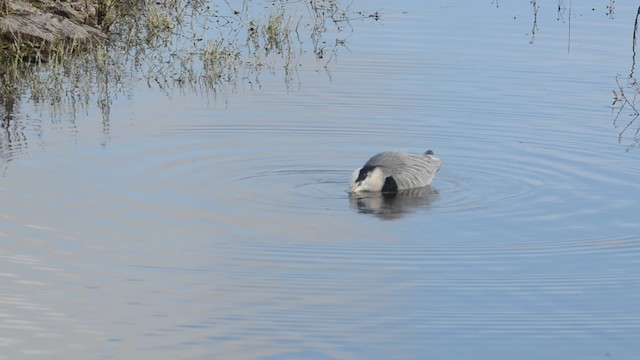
[0,97,27,171]
[611,6,640,149]
[0,0,380,170]
[348,186,439,220]
[2,1,640,359]
[496,1,640,149]
[0,0,379,120]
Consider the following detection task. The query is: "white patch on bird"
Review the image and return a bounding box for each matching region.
[349,167,385,193]
[349,151,441,193]
[350,167,362,187]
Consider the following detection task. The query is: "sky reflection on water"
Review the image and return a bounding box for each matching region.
[1,1,640,359]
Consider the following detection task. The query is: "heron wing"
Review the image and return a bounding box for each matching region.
[365,152,441,189]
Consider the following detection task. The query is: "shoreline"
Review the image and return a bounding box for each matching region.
[0,0,107,62]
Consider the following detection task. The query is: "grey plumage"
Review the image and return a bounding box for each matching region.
[349,150,441,193]
[365,151,441,189]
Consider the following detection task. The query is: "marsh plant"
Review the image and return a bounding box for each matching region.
[610,5,640,150]
[0,0,377,126]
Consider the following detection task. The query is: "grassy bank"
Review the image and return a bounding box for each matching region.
[0,0,376,124]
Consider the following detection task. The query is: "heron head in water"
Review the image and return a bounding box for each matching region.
[349,165,398,193]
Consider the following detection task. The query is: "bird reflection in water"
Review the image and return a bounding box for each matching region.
[348,186,439,220]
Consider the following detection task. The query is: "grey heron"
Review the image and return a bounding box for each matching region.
[349,150,441,193]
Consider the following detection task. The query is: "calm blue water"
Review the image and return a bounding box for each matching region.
[1,1,639,359]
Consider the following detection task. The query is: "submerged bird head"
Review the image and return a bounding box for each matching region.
[349,165,385,193]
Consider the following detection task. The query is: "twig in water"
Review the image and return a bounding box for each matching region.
[631,6,640,78]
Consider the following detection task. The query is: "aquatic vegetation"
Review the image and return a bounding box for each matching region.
[611,5,640,150]
[0,0,378,123]
[489,2,640,149]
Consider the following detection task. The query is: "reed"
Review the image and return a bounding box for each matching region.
[0,0,376,121]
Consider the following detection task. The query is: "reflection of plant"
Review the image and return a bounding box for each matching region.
[612,76,640,149]
[606,0,616,19]
[0,0,379,167]
[611,6,640,150]
[529,0,539,44]
[0,0,377,124]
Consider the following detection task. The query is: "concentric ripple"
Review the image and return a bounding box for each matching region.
[3,0,640,358]
[157,113,640,225]
[158,121,447,215]
[234,168,350,212]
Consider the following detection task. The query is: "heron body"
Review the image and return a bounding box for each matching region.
[349,150,441,193]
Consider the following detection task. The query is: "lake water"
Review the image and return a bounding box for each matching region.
[1,1,640,359]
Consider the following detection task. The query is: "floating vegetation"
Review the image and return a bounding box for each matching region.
[0,0,380,124]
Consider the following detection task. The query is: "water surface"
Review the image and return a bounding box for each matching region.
[1,1,640,359]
